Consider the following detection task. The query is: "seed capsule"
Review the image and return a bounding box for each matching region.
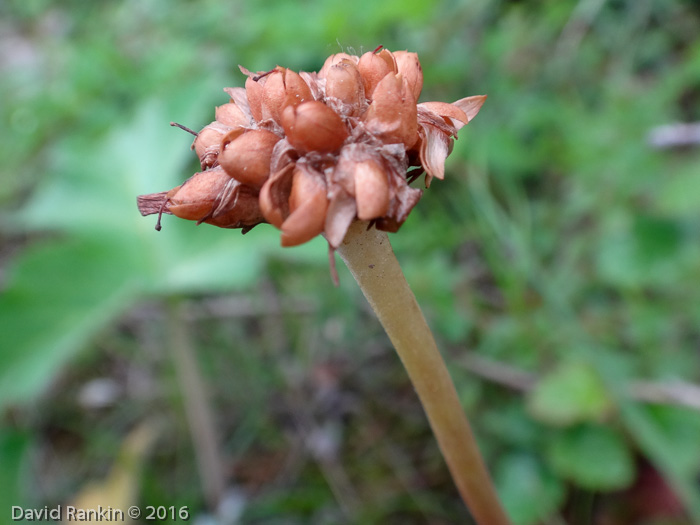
[193,121,229,169]
[280,101,348,154]
[245,76,264,122]
[357,49,397,99]
[363,73,418,148]
[353,160,390,220]
[215,102,249,128]
[281,166,328,246]
[219,129,281,189]
[325,60,364,115]
[393,51,423,102]
[318,52,358,78]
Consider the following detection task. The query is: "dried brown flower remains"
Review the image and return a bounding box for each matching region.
[137,47,485,259]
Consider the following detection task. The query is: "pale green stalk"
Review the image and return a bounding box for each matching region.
[336,220,510,525]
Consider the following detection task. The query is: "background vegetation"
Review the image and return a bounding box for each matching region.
[2,0,700,523]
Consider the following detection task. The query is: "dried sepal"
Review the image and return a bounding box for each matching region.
[419,102,469,131]
[453,95,487,122]
[259,163,295,228]
[418,124,451,185]
[333,144,389,220]
[375,182,422,232]
[137,191,171,217]
[324,187,357,249]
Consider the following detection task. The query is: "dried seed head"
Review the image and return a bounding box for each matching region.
[219,129,281,189]
[139,48,486,261]
[280,100,348,154]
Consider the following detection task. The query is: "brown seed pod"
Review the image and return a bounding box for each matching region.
[353,159,390,220]
[193,121,230,169]
[166,168,232,221]
[215,102,249,128]
[245,76,264,122]
[357,49,397,99]
[318,52,358,78]
[324,60,365,116]
[280,100,348,154]
[219,129,281,189]
[282,69,314,109]
[393,51,423,102]
[363,73,418,148]
[281,166,328,246]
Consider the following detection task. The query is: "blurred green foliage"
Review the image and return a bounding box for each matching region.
[2,0,700,523]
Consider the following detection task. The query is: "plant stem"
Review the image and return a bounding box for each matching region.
[336,221,510,525]
[166,299,226,510]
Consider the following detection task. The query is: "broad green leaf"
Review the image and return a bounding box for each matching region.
[495,453,565,525]
[527,361,613,426]
[0,100,283,408]
[547,424,635,491]
[0,236,139,406]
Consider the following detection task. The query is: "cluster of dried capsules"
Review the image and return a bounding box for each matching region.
[137,47,485,249]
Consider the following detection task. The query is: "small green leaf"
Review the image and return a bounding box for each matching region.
[527,361,613,426]
[495,453,565,525]
[547,424,635,491]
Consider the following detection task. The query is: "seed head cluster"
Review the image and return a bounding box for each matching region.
[137,47,485,249]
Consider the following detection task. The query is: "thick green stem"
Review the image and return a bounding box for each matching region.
[336,221,510,525]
